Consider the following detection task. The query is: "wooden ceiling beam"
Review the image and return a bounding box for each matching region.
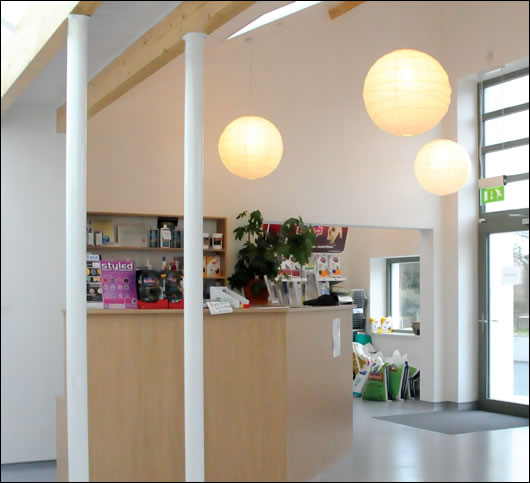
[328,1,365,20]
[56,1,255,133]
[1,1,102,116]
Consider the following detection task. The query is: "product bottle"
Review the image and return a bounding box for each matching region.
[160,224,171,248]
[161,256,167,271]
[170,257,178,272]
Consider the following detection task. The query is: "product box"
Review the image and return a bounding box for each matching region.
[328,254,342,277]
[316,253,330,278]
[86,253,103,308]
[206,255,221,278]
[289,256,301,277]
[100,259,138,309]
[279,256,292,278]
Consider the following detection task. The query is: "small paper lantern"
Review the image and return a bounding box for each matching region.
[414,139,471,196]
[363,49,452,136]
[218,116,283,180]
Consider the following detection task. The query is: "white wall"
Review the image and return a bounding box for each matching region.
[1,107,66,463]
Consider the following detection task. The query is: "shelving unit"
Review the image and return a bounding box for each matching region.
[86,212,228,297]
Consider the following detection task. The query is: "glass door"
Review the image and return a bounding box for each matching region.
[479,215,529,415]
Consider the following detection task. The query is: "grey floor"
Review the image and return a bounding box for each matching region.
[2,400,529,482]
[313,399,530,482]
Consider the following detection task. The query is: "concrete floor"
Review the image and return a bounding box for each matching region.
[1,400,528,482]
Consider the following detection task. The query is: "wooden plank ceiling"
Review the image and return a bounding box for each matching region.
[56,1,255,132]
[328,1,365,20]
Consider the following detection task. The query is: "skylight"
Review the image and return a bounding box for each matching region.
[228,1,322,40]
[1,1,32,43]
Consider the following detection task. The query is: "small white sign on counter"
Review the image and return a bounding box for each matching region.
[332,318,341,358]
[206,301,233,315]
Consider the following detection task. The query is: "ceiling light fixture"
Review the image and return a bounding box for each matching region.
[363,49,452,137]
[414,139,471,196]
[228,1,321,40]
[218,37,283,180]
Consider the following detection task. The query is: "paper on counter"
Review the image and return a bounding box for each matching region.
[333,318,341,358]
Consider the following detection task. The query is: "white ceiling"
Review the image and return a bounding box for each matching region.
[13,1,299,110]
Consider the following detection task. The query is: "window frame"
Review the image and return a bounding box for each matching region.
[386,256,420,333]
[478,67,529,217]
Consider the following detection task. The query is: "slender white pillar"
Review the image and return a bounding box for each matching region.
[183,31,207,483]
[65,13,89,483]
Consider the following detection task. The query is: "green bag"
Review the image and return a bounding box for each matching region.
[362,362,389,401]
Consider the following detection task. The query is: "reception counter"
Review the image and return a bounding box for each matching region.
[58,306,353,482]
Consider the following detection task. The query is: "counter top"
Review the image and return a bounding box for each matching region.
[87,305,353,315]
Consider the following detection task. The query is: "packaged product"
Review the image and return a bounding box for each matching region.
[328,254,342,277]
[381,316,393,333]
[370,317,382,333]
[316,253,329,277]
[279,256,292,278]
[206,255,221,278]
[289,256,301,277]
[362,359,389,401]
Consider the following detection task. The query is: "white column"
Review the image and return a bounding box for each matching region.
[65,13,89,483]
[183,31,207,483]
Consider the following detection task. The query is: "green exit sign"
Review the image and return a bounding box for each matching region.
[481,186,505,204]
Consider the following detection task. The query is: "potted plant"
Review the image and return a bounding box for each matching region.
[228,210,316,305]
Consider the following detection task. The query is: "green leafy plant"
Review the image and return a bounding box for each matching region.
[277,216,316,266]
[228,210,317,297]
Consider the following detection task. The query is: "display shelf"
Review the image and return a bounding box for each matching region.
[318,277,346,282]
[87,212,228,296]
[88,246,183,251]
[88,246,225,253]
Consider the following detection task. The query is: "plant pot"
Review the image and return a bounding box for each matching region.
[244,278,269,306]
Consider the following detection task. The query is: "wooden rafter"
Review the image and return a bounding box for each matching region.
[56,1,255,133]
[328,1,365,20]
[1,1,102,116]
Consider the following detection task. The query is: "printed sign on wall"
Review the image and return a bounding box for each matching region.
[481,186,504,204]
[262,224,349,253]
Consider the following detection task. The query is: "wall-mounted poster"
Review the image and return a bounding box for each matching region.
[262,223,348,253]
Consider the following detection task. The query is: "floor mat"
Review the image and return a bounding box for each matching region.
[374,410,529,434]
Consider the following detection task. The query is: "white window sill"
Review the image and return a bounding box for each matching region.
[371,331,419,337]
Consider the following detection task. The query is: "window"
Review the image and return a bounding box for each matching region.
[478,68,529,214]
[386,257,420,331]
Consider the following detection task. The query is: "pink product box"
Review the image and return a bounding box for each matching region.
[100,260,138,309]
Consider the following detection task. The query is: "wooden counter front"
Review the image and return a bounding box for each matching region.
[61,306,353,482]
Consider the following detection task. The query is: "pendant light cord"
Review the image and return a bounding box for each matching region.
[247,36,254,113]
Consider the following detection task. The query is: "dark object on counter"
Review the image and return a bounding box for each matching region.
[303,294,339,306]
[137,270,163,303]
[166,270,183,303]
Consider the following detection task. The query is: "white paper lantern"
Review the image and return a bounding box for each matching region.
[218,116,283,180]
[363,49,452,137]
[414,139,471,195]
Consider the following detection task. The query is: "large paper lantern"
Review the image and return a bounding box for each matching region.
[363,49,452,137]
[218,116,283,180]
[414,139,471,195]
